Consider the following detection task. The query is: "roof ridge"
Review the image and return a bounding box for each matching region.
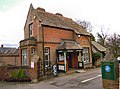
[32,5,90,35]
[35,8,73,21]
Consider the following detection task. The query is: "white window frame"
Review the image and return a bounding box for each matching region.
[22,49,28,66]
[82,47,90,63]
[45,47,50,67]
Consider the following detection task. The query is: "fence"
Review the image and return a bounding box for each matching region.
[37,59,57,81]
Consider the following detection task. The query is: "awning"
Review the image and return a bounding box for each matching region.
[57,40,82,50]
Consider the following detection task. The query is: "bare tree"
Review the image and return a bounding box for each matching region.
[76,20,92,32]
[97,25,109,46]
[107,33,120,59]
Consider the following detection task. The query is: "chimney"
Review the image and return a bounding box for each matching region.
[37,7,46,12]
[1,45,3,48]
[55,13,63,16]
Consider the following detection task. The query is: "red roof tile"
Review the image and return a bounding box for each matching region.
[32,6,90,36]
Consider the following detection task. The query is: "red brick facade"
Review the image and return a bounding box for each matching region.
[20,4,92,73]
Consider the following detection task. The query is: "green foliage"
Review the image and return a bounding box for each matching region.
[92,52,102,60]
[12,68,25,79]
[12,70,18,79]
[18,68,25,78]
[90,33,95,41]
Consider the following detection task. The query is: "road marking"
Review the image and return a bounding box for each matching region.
[81,75,102,83]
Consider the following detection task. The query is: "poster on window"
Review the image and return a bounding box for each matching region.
[31,62,34,68]
[58,65,65,71]
[59,54,64,61]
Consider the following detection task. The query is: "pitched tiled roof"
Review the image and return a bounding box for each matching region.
[32,6,90,36]
[92,41,106,53]
[0,47,19,56]
[57,40,82,50]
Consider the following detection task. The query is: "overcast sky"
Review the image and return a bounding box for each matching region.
[0,0,120,47]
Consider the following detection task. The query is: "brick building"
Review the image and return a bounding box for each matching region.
[20,4,92,72]
[0,45,20,66]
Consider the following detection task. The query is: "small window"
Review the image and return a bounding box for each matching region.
[45,47,50,67]
[29,23,33,36]
[82,47,90,63]
[31,48,35,56]
[22,49,28,66]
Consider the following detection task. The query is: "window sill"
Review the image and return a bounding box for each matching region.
[84,62,91,65]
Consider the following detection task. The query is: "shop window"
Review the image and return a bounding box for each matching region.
[82,47,90,63]
[22,49,28,66]
[45,47,50,67]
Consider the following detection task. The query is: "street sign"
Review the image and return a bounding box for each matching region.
[105,65,111,72]
[101,60,119,89]
[101,61,115,80]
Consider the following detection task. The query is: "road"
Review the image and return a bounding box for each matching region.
[48,68,102,89]
[0,67,103,89]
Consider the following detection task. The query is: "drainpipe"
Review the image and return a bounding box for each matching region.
[41,25,45,75]
[35,16,45,74]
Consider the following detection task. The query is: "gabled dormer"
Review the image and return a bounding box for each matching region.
[24,4,35,39]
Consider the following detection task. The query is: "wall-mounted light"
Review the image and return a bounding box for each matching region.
[33,16,36,20]
[78,35,81,38]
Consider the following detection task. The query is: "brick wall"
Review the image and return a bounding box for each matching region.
[44,26,74,42]
[0,65,38,81]
[79,36,90,47]
[44,43,60,64]
[36,26,74,65]
[79,35,92,68]
[0,56,20,66]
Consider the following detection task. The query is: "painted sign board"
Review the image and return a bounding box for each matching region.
[31,62,34,68]
[58,65,65,71]
[101,61,115,80]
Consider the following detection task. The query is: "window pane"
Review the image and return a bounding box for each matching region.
[22,49,27,66]
[29,23,33,36]
[45,47,50,67]
[31,48,35,56]
[82,47,89,63]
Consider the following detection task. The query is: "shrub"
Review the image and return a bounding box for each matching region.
[12,68,25,79]
[92,52,102,60]
[17,68,25,78]
[12,70,18,79]
[5,68,31,82]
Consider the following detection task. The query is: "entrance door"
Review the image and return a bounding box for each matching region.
[67,53,72,68]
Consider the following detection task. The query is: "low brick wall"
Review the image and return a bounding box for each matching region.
[0,65,37,81]
[102,79,119,89]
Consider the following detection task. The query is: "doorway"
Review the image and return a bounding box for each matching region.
[67,53,72,68]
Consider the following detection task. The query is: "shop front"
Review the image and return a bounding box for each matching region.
[56,40,83,72]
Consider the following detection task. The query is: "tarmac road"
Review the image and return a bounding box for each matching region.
[0,68,103,89]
